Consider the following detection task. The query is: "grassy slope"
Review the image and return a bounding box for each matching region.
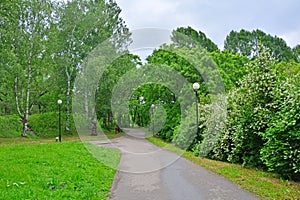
[0,142,120,199]
[147,137,300,200]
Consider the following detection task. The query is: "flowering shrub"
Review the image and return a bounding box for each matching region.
[204,48,300,180]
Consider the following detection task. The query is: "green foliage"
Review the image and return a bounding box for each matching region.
[210,50,249,90]
[172,103,198,150]
[96,54,139,130]
[226,50,277,167]
[172,26,219,52]
[28,112,76,137]
[0,0,131,136]
[224,29,296,61]
[0,142,120,199]
[193,95,227,157]
[0,115,22,137]
[259,74,300,180]
[293,44,300,60]
[129,83,181,141]
[207,48,300,180]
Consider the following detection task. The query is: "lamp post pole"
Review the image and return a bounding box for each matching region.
[57,99,62,142]
[151,104,155,136]
[193,83,200,137]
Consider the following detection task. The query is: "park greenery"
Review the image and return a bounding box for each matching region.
[0,142,120,199]
[1,0,299,194]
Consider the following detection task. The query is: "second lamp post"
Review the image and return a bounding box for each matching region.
[193,82,200,136]
[151,104,155,136]
[57,99,62,142]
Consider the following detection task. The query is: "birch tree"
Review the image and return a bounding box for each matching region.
[56,0,130,133]
[1,0,57,136]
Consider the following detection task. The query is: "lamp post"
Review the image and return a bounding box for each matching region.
[57,99,62,142]
[151,104,155,136]
[139,96,144,126]
[193,83,200,137]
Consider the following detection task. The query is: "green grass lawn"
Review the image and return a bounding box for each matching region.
[147,136,300,200]
[0,132,124,146]
[0,141,120,199]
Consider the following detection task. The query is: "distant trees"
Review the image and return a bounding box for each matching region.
[224,29,296,61]
[172,26,219,52]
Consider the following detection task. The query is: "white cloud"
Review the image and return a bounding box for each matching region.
[116,0,300,48]
[280,30,300,48]
[117,0,181,28]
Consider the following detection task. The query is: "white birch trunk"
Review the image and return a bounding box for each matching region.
[22,51,32,137]
[84,90,89,120]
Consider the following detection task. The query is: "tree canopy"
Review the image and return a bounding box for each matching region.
[224,29,296,62]
[171,26,219,52]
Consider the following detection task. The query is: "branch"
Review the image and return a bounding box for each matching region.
[29,90,48,111]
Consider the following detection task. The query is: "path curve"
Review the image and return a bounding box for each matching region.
[91,128,258,200]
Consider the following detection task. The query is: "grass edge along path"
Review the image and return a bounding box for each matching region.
[0,141,120,199]
[147,136,300,200]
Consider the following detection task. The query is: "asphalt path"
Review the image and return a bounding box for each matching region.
[91,128,258,200]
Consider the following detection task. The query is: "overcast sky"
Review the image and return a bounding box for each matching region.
[115,0,300,49]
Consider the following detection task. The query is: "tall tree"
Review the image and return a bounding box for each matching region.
[1,0,58,136]
[171,26,219,52]
[55,0,130,133]
[224,29,296,61]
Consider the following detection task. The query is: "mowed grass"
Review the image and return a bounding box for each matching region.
[0,132,124,146]
[147,137,300,200]
[0,141,120,199]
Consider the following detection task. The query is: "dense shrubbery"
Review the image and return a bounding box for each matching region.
[170,48,300,180]
[28,112,76,137]
[0,115,22,137]
[195,49,300,180]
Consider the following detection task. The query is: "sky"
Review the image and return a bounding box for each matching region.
[115,0,300,50]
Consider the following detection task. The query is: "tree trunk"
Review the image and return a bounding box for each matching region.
[117,112,121,127]
[14,77,23,118]
[22,51,32,137]
[103,115,107,129]
[128,114,130,128]
[84,90,89,120]
[90,107,97,136]
[108,111,113,128]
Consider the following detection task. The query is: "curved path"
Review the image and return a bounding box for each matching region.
[91,129,258,200]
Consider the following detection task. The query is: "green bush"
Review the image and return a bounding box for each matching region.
[259,74,300,180]
[208,49,300,180]
[28,112,76,137]
[0,115,22,137]
[172,103,198,150]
